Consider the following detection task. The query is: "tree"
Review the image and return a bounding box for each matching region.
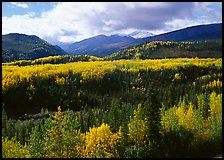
[2,136,31,158]
[28,124,46,158]
[2,107,8,137]
[144,82,162,143]
[128,103,149,145]
[43,106,81,158]
[82,123,121,158]
[143,82,163,157]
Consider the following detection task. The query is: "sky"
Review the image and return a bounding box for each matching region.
[2,2,222,44]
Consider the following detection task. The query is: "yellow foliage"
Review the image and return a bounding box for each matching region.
[175,102,195,130]
[128,103,149,144]
[175,105,185,126]
[185,102,195,130]
[81,123,121,158]
[209,92,222,117]
[2,136,31,158]
[2,58,221,91]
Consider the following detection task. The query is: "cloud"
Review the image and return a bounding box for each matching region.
[2,2,222,44]
[11,2,29,8]
[193,2,222,21]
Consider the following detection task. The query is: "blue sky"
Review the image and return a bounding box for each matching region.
[2,2,222,44]
[2,2,57,17]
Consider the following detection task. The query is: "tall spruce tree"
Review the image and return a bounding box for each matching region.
[143,82,162,156]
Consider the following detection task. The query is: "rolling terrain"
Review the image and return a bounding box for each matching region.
[105,40,222,60]
[2,33,67,62]
[2,23,222,61]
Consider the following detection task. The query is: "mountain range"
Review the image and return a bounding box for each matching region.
[136,23,222,43]
[61,23,222,57]
[2,23,222,62]
[62,34,136,57]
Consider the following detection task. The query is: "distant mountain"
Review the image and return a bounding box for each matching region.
[128,31,154,38]
[63,23,222,57]
[65,34,135,57]
[137,23,222,43]
[2,33,67,62]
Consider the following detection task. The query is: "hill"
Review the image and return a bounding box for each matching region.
[104,40,222,60]
[3,54,104,66]
[2,33,68,62]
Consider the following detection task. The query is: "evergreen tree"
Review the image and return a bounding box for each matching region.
[2,107,8,136]
[28,125,46,158]
[143,82,162,156]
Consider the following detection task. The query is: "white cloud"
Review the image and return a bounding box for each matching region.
[2,2,222,44]
[11,2,29,8]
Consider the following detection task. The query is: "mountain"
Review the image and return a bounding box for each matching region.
[137,23,222,43]
[64,34,135,57]
[128,31,154,38]
[2,33,67,62]
[3,23,221,61]
[63,23,222,57]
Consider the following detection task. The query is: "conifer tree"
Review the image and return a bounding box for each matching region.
[143,82,162,157]
[28,125,46,158]
[44,106,65,158]
[2,107,8,137]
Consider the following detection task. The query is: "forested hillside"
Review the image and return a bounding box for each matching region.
[3,54,103,66]
[105,40,222,60]
[2,33,67,62]
[2,58,222,158]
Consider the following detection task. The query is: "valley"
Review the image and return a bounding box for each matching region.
[2,58,222,158]
[2,19,222,158]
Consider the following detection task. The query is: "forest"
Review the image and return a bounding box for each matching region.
[2,57,222,158]
[105,40,222,60]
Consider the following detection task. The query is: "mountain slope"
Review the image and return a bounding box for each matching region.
[136,23,222,44]
[104,40,222,60]
[63,23,222,57]
[64,34,136,57]
[2,33,67,62]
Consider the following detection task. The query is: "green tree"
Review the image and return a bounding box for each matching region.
[28,123,46,158]
[143,82,162,157]
[2,107,8,137]
[42,106,81,158]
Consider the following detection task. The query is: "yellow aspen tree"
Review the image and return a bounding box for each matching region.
[2,136,31,158]
[128,104,149,145]
[83,123,121,158]
[185,102,195,130]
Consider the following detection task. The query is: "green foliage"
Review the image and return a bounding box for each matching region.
[160,91,222,157]
[208,92,222,141]
[2,33,67,62]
